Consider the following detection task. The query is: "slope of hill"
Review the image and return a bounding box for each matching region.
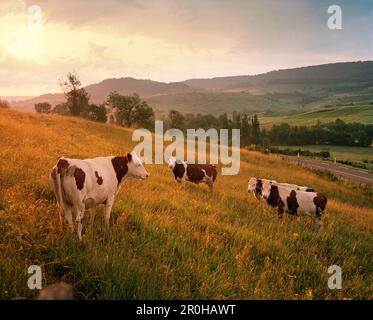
[185,61,373,90]
[260,103,373,127]
[0,109,372,299]
[11,78,195,112]
[85,77,193,102]
[147,91,272,116]
[10,61,373,122]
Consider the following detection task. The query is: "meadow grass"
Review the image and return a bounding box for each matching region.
[260,104,373,128]
[0,109,372,300]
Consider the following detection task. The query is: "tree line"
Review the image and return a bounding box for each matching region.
[35,73,155,129]
[164,110,261,146]
[164,110,373,147]
[267,120,373,147]
[34,73,372,148]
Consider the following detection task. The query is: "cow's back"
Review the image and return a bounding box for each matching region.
[186,164,217,182]
[56,156,118,205]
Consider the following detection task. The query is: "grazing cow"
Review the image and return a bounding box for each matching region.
[247,177,314,200]
[49,151,149,240]
[261,180,327,225]
[168,157,217,191]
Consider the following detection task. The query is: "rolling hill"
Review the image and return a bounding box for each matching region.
[0,108,372,299]
[10,61,373,124]
[260,103,373,127]
[185,61,373,90]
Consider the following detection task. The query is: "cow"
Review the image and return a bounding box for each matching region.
[168,157,217,191]
[261,180,327,225]
[247,177,314,200]
[49,151,149,240]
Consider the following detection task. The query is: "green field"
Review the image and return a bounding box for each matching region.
[278,145,373,162]
[260,104,373,128]
[1,109,372,300]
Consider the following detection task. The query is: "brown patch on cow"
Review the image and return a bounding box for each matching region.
[111,156,129,185]
[57,159,69,175]
[267,185,285,217]
[313,193,327,217]
[173,162,185,180]
[287,190,299,215]
[186,164,217,183]
[306,188,315,192]
[73,168,85,190]
[95,171,103,185]
[255,179,263,196]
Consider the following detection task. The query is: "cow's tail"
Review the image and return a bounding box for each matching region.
[50,166,69,227]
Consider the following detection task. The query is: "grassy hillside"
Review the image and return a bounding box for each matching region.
[260,103,373,128]
[0,109,372,300]
[148,91,273,117]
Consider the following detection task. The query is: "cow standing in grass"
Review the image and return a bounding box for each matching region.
[260,180,327,226]
[168,157,217,191]
[50,151,149,240]
[247,177,314,200]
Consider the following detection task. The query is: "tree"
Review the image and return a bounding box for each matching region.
[0,99,10,109]
[60,72,89,116]
[34,102,51,113]
[167,110,185,130]
[52,103,70,115]
[251,114,261,145]
[132,101,154,129]
[218,113,229,129]
[87,104,107,122]
[107,92,153,128]
[240,114,251,146]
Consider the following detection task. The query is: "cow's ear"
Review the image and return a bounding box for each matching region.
[126,153,132,162]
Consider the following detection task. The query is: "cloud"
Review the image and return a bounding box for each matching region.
[0,0,372,95]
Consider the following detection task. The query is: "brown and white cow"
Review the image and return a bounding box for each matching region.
[261,180,327,225]
[49,151,149,240]
[247,177,314,200]
[168,157,217,191]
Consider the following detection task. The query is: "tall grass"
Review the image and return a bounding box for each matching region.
[0,109,372,299]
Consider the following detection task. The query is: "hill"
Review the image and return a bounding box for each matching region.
[260,102,373,127]
[11,61,373,122]
[11,78,194,112]
[185,61,373,90]
[0,108,372,299]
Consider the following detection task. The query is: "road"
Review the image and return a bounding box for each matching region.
[286,157,373,186]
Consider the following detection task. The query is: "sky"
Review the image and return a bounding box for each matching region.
[0,0,372,96]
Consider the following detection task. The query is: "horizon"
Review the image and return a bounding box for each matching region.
[2,59,372,99]
[1,1,373,96]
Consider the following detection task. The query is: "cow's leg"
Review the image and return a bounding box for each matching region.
[89,206,96,227]
[58,206,65,230]
[314,207,324,229]
[104,196,115,226]
[277,203,284,219]
[64,207,74,231]
[177,178,186,189]
[75,204,85,241]
[207,181,213,192]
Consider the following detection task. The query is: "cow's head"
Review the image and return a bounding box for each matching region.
[247,177,258,193]
[126,151,149,180]
[168,157,176,169]
[168,157,182,169]
[261,181,272,200]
